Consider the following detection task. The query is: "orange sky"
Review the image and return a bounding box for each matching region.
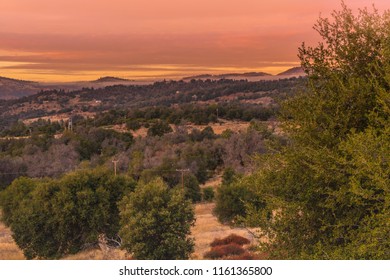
[1,0,389,82]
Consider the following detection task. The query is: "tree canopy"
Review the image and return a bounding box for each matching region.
[119,178,195,260]
[243,3,390,259]
[0,168,135,259]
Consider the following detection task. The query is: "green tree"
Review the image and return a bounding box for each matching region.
[0,169,135,259]
[202,187,215,202]
[243,3,390,259]
[214,176,264,224]
[147,120,173,137]
[119,178,195,259]
[182,174,201,203]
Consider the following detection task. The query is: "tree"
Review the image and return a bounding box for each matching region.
[147,120,173,137]
[243,3,390,259]
[202,187,215,202]
[182,174,201,203]
[214,176,264,224]
[119,178,195,259]
[0,168,135,259]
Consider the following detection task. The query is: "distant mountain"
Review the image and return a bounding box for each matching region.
[92,76,132,83]
[183,72,272,80]
[0,69,305,100]
[277,67,305,76]
[0,76,143,100]
[183,69,306,81]
[0,76,43,100]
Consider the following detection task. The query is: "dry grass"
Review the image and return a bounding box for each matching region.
[204,243,245,259]
[190,202,256,259]
[62,248,130,260]
[186,121,250,135]
[0,221,25,260]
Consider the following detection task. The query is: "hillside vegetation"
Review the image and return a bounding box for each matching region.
[0,3,388,260]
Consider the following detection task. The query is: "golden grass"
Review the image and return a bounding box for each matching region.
[62,248,130,260]
[190,202,257,260]
[186,121,250,135]
[0,221,25,260]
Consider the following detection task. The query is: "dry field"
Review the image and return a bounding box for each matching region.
[106,120,251,138]
[185,121,250,135]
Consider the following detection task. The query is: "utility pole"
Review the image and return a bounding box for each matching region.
[68,116,73,131]
[112,159,119,176]
[176,169,190,190]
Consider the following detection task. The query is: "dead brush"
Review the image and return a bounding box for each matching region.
[203,243,245,259]
[210,234,250,247]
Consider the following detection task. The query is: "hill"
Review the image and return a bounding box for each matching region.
[277,67,305,76]
[0,76,150,100]
[93,76,132,83]
[183,72,272,81]
[0,76,43,100]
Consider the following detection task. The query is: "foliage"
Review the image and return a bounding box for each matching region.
[119,178,195,259]
[182,174,202,203]
[221,167,239,186]
[243,3,390,259]
[214,176,265,224]
[147,120,173,137]
[202,187,215,202]
[0,168,135,259]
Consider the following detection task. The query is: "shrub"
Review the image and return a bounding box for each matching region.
[119,178,195,259]
[202,187,215,202]
[210,234,250,247]
[147,120,172,137]
[0,169,135,259]
[203,244,245,259]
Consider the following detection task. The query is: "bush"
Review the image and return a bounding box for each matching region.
[210,234,250,247]
[183,174,202,203]
[147,120,172,137]
[214,179,264,224]
[119,178,195,259]
[0,169,135,259]
[202,187,215,202]
[203,244,245,259]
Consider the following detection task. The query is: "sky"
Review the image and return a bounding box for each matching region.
[1,0,389,82]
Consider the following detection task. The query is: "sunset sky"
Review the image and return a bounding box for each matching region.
[1,0,389,82]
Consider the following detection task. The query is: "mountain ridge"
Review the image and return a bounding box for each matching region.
[0,67,305,100]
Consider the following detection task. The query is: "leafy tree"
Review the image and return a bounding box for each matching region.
[215,172,263,224]
[147,120,173,137]
[221,167,238,186]
[0,169,135,259]
[182,174,201,203]
[243,3,390,259]
[202,187,215,202]
[119,178,195,259]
